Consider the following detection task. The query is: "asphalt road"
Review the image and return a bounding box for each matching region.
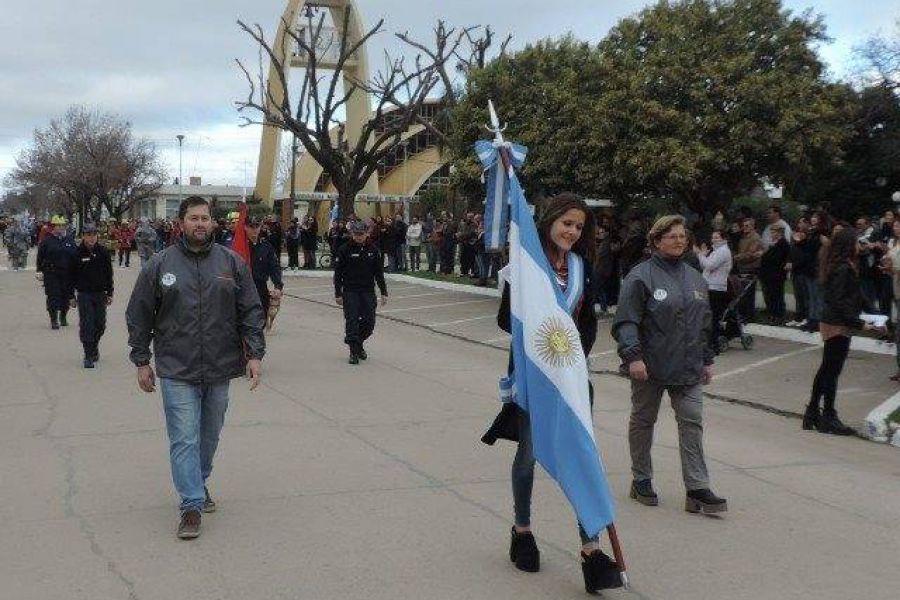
[2,260,899,600]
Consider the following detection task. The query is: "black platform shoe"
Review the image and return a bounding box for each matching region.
[629,479,659,506]
[801,403,820,431]
[509,527,539,573]
[818,412,855,436]
[581,549,623,594]
[685,488,728,514]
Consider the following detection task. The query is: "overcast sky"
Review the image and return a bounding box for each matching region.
[1,0,896,193]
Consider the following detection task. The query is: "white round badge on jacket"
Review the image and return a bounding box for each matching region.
[653,288,668,301]
[161,273,177,287]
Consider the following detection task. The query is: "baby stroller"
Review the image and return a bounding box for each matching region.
[716,274,755,353]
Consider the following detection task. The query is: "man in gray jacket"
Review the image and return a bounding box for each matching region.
[126,196,265,539]
[613,215,727,515]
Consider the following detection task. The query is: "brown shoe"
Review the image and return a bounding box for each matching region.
[177,510,201,539]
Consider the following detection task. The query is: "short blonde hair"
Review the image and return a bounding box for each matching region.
[647,215,686,245]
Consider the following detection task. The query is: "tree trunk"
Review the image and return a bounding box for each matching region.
[338,184,361,219]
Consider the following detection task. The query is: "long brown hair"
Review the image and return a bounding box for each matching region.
[536,192,597,265]
[818,227,858,284]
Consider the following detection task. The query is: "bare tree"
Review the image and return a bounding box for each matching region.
[7,107,166,227]
[855,19,900,90]
[235,9,504,216]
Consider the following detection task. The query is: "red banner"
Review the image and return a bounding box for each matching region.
[231,202,251,270]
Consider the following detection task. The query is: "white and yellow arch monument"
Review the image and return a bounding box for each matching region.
[255,0,449,218]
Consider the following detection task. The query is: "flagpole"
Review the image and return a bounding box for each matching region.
[485,99,630,590]
[606,523,629,588]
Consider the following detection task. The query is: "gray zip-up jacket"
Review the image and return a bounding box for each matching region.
[126,237,265,383]
[613,254,714,386]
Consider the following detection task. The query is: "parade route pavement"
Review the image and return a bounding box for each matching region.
[2,263,900,600]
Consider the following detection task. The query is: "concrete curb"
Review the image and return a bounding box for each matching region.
[863,391,900,445]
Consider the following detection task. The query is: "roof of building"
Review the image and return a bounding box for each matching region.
[153,184,255,197]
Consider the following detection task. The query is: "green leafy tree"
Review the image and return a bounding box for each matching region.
[594,0,848,214]
[793,85,900,218]
[450,37,606,200]
[451,0,850,216]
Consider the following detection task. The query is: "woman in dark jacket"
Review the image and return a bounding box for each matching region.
[481,194,621,594]
[300,216,318,269]
[285,219,301,270]
[804,227,880,434]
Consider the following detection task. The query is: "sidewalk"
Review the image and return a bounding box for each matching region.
[3,266,899,599]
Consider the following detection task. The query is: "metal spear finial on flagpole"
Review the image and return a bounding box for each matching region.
[484,100,514,177]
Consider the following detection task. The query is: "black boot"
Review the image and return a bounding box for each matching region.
[49,311,59,330]
[818,411,855,436]
[91,343,99,363]
[581,549,623,593]
[509,527,540,572]
[801,403,820,431]
[59,310,68,327]
[685,488,728,514]
[629,479,659,506]
[357,344,367,360]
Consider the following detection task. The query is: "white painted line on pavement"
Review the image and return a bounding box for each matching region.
[379,299,495,314]
[289,284,418,297]
[588,349,617,358]
[713,346,820,380]
[283,268,502,297]
[283,283,341,291]
[428,314,496,327]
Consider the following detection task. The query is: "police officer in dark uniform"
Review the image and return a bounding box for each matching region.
[245,216,284,317]
[69,222,114,368]
[333,220,388,364]
[36,215,78,330]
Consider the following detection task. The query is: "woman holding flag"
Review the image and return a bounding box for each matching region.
[482,193,623,593]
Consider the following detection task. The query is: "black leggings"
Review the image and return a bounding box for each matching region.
[810,335,851,414]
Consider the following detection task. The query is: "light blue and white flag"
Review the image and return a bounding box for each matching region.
[476,140,527,251]
[328,203,339,226]
[487,141,615,538]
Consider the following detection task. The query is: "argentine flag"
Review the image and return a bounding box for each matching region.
[475,140,527,251]
[501,156,615,538]
[328,203,339,227]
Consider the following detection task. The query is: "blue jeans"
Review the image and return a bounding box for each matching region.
[512,410,598,544]
[160,378,230,513]
[792,273,811,321]
[808,281,823,322]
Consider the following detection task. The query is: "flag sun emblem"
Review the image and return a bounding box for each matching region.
[534,317,580,368]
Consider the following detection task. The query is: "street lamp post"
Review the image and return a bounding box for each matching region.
[290,134,298,203]
[285,134,298,228]
[176,134,185,202]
